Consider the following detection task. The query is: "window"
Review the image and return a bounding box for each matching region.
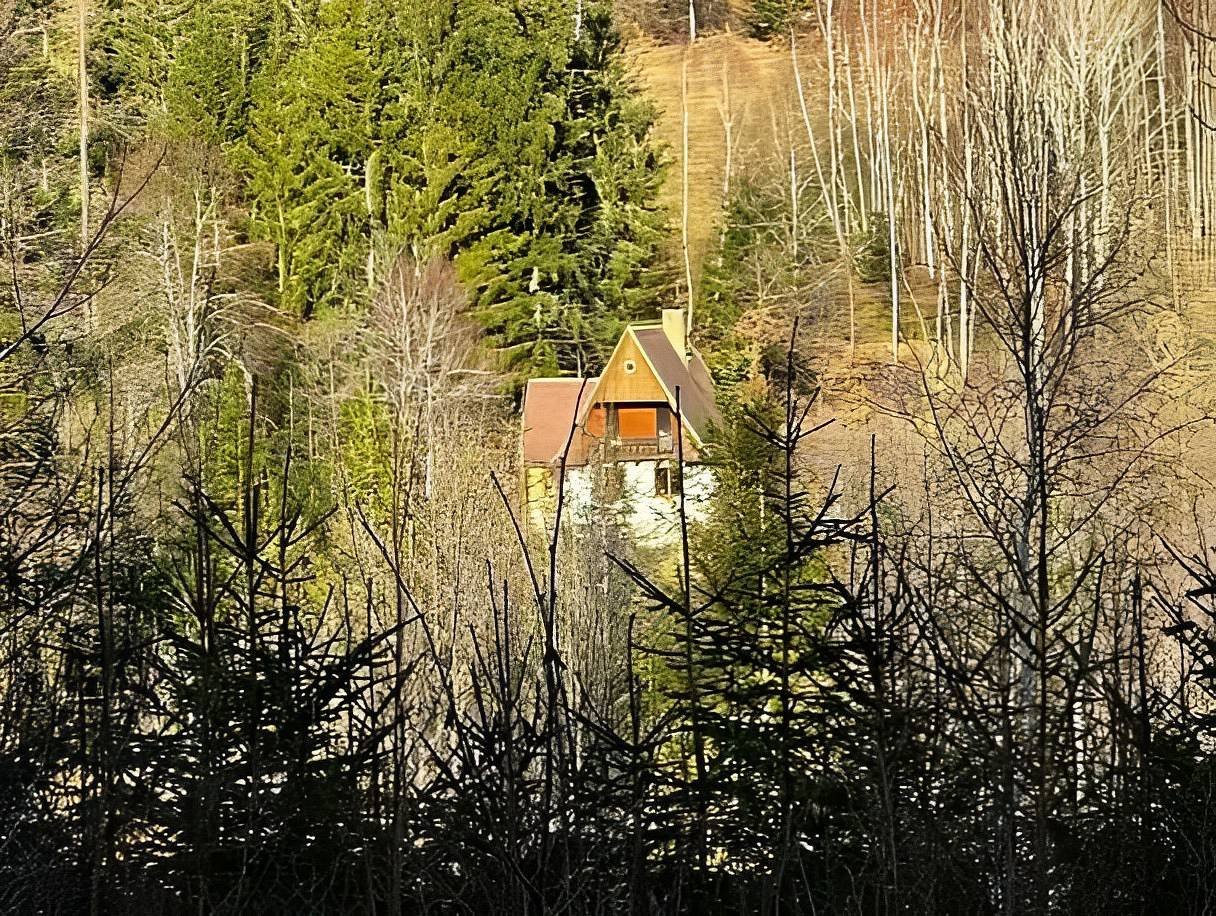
[656,407,672,437]
[655,463,681,498]
[623,358,637,374]
[656,406,673,450]
[617,406,658,439]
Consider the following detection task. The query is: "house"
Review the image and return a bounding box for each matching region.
[520,308,721,544]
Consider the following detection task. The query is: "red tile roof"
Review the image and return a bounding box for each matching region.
[521,377,598,466]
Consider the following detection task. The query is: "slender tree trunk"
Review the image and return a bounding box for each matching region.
[682,54,695,337]
[882,80,899,363]
[78,0,88,249]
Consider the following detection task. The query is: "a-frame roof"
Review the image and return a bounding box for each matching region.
[626,324,721,444]
[579,323,721,446]
[520,317,722,467]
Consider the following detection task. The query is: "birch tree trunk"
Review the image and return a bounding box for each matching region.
[681,53,695,336]
[78,0,89,247]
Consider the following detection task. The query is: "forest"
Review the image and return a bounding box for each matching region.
[6,0,1216,913]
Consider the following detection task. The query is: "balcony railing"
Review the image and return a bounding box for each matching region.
[602,434,674,459]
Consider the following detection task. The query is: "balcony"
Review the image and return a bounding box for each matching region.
[602,433,675,460]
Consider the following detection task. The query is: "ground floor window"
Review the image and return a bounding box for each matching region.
[654,462,681,498]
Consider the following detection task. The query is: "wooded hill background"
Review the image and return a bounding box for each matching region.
[8,0,1216,913]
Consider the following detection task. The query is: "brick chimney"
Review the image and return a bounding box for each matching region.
[662,308,688,362]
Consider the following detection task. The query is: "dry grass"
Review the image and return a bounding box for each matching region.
[628,31,945,497]
[629,33,798,290]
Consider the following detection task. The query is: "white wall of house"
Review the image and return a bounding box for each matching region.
[619,462,713,546]
[543,460,714,548]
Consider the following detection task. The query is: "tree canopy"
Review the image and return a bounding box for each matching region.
[96,0,668,377]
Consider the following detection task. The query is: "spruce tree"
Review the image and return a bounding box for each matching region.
[240,0,376,317]
[236,0,666,374]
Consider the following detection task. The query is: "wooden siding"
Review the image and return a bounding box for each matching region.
[590,332,668,404]
[586,406,607,437]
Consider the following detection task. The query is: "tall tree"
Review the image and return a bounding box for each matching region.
[239,0,667,374]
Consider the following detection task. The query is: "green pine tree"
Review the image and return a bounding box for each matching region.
[239,0,375,317]
[237,0,667,375]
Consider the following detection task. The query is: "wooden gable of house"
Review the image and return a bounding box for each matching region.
[579,328,703,460]
[589,329,670,406]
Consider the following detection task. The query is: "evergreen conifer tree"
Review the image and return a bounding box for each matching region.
[235,0,666,374]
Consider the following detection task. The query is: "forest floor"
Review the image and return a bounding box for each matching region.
[631,32,795,291]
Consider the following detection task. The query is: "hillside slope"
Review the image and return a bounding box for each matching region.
[629,34,796,291]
